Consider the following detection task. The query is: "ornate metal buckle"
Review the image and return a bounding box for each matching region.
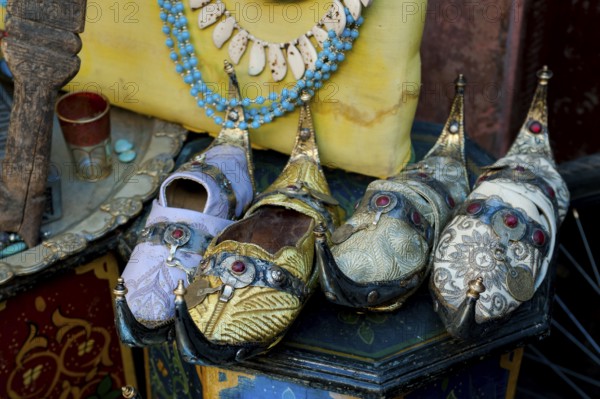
[217,256,257,302]
[163,223,194,282]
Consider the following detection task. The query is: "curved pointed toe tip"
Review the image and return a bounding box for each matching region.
[114,279,174,347]
[434,277,488,340]
[467,277,486,299]
[537,66,553,83]
[121,385,141,399]
[313,223,328,237]
[113,277,127,298]
[174,279,187,301]
[173,297,208,364]
[455,74,466,92]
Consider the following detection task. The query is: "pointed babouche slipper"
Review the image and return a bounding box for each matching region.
[430,67,570,338]
[114,61,255,347]
[316,76,470,311]
[174,99,343,365]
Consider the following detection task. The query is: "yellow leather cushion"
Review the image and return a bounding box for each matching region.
[66,0,426,177]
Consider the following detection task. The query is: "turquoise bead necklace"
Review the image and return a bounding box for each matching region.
[159,0,365,130]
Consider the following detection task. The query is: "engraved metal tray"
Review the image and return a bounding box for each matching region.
[0,104,187,286]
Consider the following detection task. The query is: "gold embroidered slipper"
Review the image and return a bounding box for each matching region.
[174,101,342,364]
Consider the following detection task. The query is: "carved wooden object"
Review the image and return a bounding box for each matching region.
[0,0,87,247]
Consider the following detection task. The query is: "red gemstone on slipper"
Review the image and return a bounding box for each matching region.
[172,229,184,239]
[375,195,391,207]
[504,213,519,228]
[533,229,546,246]
[232,261,246,274]
[412,211,422,225]
[529,121,543,134]
[467,202,482,215]
[446,195,455,208]
[547,186,556,199]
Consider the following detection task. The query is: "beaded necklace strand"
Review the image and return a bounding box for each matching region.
[159,0,365,129]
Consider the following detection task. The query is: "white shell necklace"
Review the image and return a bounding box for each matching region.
[191,0,374,81]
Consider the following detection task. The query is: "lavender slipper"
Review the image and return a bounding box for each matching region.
[114,62,254,346]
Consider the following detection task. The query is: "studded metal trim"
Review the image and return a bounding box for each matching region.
[203,253,309,301]
[457,196,551,256]
[138,222,214,256]
[332,190,433,245]
[164,224,192,247]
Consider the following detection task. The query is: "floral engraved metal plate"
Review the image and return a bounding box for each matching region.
[0,108,187,289]
[185,278,219,308]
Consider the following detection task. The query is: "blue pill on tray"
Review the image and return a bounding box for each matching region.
[114,139,134,154]
[118,150,137,163]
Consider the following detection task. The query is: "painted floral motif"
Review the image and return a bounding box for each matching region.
[148,342,202,399]
[337,311,388,345]
[22,365,42,387]
[7,308,121,398]
[78,339,95,356]
[87,374,123,399]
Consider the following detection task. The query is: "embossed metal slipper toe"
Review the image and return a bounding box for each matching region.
[430,67,570,338]
[317,76,470,312]
[174,101,342,365]
[114,63,255,347]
